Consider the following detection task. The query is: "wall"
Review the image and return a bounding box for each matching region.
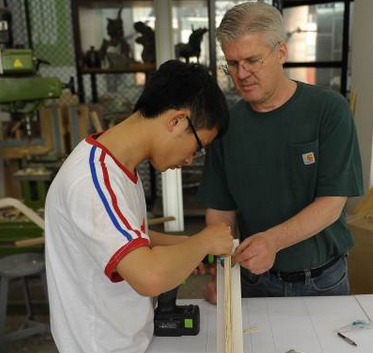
[348,0,373,294]
[348,224,373,294]
[351,0,373,193]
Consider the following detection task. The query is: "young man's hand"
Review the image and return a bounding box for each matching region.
[196,223,234,257]
[195,223,233,305]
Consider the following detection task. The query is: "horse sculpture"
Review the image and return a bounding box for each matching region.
[175,27,208,63]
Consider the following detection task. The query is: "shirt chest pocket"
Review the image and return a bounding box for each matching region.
[288,140,319,190]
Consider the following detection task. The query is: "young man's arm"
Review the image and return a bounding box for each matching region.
[116,223,233,297]
[148,229,189,246]
[147,209,237,246]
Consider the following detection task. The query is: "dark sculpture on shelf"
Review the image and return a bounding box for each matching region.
[99,8,133,69]
[134,21,155,64]
[175,27,208,63]
[84,46,101,68]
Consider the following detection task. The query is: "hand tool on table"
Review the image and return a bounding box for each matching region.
[153,254,219,337]
[154,286,200,337]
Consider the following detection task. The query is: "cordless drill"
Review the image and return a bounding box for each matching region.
[153,255,217,337]
[154,286,200,336]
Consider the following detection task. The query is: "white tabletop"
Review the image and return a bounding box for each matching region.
[147,295,373,353]
[355,295,373,321]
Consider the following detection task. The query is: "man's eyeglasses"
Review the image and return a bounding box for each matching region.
[220,42,280,76]
[185,116,206,158]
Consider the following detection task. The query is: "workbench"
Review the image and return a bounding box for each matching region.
[147,295,373,353]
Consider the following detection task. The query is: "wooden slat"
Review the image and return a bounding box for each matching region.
[15,216,176,247]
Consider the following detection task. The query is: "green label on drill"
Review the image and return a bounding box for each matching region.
[184,318,193,329]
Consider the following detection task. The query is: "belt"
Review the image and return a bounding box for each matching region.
[270,255,343,283]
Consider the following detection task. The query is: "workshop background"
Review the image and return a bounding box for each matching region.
[0,0,373,352]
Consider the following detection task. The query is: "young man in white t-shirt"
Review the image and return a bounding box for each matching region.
[45,60,233,353]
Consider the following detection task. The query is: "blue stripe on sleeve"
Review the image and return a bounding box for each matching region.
[89,146,132,241]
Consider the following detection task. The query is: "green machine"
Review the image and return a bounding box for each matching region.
[0,48,67,210]
[0,48,65,253]
[0,7,66,115]
[0,48,64,114]
[0,9,69,252]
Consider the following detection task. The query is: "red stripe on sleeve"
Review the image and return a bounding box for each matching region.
[99,151,142,238]
[105,238,150,282]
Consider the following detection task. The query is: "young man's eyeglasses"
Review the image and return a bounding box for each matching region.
[220,41,280,76]
[185,116,206,158]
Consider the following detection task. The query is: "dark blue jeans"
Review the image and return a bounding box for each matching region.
[241,255,350,297]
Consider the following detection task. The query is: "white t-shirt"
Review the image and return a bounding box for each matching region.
[45,134,153,353]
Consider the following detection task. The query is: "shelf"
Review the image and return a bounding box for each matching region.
[81,62,156,74]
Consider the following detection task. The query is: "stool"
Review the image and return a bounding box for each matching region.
[0,253,49,347]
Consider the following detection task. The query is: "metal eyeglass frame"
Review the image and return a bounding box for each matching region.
[220,41,281,76]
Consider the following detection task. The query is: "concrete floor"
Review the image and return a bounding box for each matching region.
[2,326,57,353]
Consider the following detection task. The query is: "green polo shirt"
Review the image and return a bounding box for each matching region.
[198,82,364,272]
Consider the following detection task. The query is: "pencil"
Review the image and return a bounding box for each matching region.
[337,332,357,347]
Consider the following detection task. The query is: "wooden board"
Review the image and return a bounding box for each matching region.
[217,239,243,353]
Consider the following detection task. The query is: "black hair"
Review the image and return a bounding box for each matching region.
[134,60,229,138]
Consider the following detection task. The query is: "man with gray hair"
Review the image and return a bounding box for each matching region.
[198,1,363,300]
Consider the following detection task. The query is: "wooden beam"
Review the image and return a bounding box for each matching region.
[217,240,243,353]
[15,216,176,247]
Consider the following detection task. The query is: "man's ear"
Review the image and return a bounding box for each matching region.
[278,42,288,65]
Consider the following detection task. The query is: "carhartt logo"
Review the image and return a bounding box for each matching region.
[302,152,315,165]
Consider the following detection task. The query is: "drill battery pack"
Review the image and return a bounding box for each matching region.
[154,303,200,336]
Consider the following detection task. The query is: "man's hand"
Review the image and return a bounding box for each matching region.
[233,232,277,274]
